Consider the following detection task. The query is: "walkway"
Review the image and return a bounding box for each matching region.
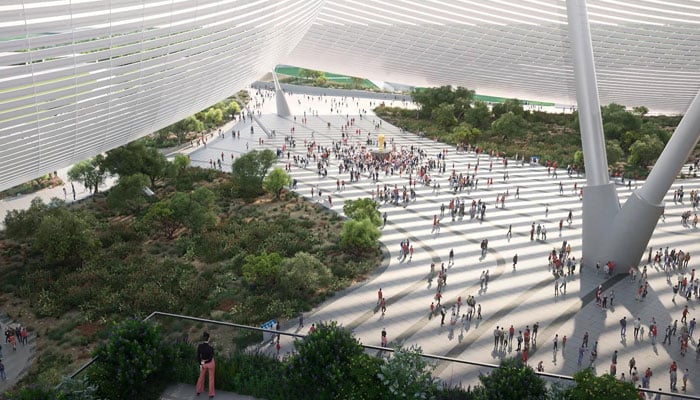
[2,87,699,398]
[186,87,700,397]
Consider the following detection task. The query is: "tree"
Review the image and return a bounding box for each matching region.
[343,198,381,226]
[225,100,241,117]
[172,153,190,173]
[169,187,218,233]
[431,103,457,129]
[605,140,624,165]
[472,357,548,400]
[564,368,638,400]
[68,156,107,196]
[378,345,437,399]
[103,142,169,188]
[33,208,99,268]
[107,173,151,214]
[601,103,642,141]
[491,112,527,140]
[231,149,277,200]
[451,123,482,147]
[285,321,384,399]
[628,134,664,167]
[280,252,332,299]
[89,319,169,400]
[340,218,380,254]
[4,197,49,240]
[464,100,491,130]
[573,150,584,168]
[203,107,224,128]
[632,105,649,118]
[263,167,292,199]
[241,251,283,292]
[142,201,180,239]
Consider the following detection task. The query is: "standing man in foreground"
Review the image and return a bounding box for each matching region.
[197,332,216,398]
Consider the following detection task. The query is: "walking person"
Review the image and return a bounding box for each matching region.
[381,328,388,347]
[513,253,518,270]
[196,332,216,398]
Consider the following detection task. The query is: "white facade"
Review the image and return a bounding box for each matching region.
[2,0,700,191]
[0,0,323,191]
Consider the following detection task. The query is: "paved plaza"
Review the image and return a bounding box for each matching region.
[2,88,700,398]
[187,88,700,398]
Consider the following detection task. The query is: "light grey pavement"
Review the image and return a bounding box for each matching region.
[0,316,36,391]
[212,88,700,399]
[161,383,260,399]
[3,87,700,399]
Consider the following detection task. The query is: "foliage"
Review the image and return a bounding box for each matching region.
[241,251,283,292]
[231,149,277,200]
[471,357,548,400]
[600,103,642,141]
[464,100,491,130]
[107,173,151,214]
[562,369,638,400]
[605,140,624,165]
[4,197,50,240]
[203,107,224,128]
[103,141,170,187]
[263,167,292,199]
[378,345,438,399]
[451,123,482,147]
[628,134,664,167]
[89,319,170,400]
[492,98,525,119]
[491,112,528,140]
[33,208,100,268]
[0,173,63,200]
[343,198,381,226]
[142,187,217,238]
[172,154,191,172]
[285,321,385,400]
[67,156,107,195]
[340,218,381,254]
[432,103,458,129]
[142,201,180,239]
[412,86,474,120]
[280,252,332,299]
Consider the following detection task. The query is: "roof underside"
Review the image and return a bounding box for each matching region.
[0,0,699,191]
[284,0,700,114]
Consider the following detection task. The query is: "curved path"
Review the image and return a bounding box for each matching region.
[184,88,700,396]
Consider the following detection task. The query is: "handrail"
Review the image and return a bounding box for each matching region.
[63,311,700,399]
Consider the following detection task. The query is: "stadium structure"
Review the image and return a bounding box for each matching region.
[1,0,699,194]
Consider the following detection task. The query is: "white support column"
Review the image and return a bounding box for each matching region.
[566,0,620,271]
[637,90,700,206]
[566,0,609,186]
[272,71,291,117]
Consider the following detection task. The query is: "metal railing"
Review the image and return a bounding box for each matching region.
[66,311,700,399]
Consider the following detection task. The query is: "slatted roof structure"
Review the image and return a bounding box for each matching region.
[284,0,700,113]
[1,0,700,191]
[0,0,323,191]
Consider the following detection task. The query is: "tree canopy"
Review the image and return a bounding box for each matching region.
[103,141,170,187]
[231,149,277,200]
[343,198,381,226]
[68,155,108,195]
[263,167,292,199]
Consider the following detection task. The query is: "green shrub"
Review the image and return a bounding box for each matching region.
[88,319,170,400]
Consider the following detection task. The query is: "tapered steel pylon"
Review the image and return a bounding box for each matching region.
[567,0,700,272]
[272,71,291,117]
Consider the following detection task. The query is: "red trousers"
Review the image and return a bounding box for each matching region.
[196,359,215,397]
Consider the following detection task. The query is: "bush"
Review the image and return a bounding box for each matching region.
[88,319,170,400]
[285,321,385,399]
